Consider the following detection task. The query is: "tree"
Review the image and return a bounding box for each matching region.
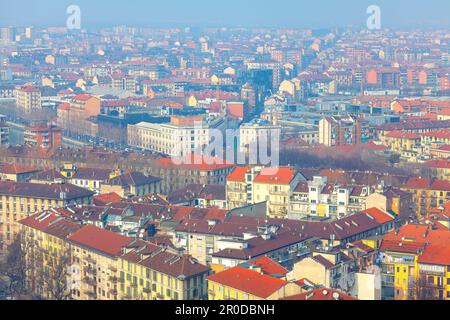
[411,274,438,300]
[36,248,72,300]
[388,153,401,167]
[0,234,34,299]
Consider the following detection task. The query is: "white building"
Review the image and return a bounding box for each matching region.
[128,115,225,157]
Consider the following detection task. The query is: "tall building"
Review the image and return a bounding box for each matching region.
[24,123,62,150]
[319,115,362,147]
[239,120,281,155]
[226,166,305,218]
[16,86,41,113]
[56,94,101,137]
[128,116,225,157]
[0,27,14,45]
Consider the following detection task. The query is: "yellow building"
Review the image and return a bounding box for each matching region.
[19,214,210,301]
[0,181,94,255]
[401,177,450,217]
[226,166,305,218]
[418,247,450,300]
[100,171,162,198]
[0,163,39,182]
[118,240,210,300]
[16,86,41,113]
[19,211,83,300]
[425,159,450,181]
[380,131,421,161]
[208,266,302,300]
[380,224,450,300]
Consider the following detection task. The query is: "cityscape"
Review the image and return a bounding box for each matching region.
[1,0,450,305]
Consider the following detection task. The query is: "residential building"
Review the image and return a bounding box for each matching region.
[0,181,94,254]
[208,266,302,300]
[226,166,305,218]
[319,115,362,147]
[24,123,62,150]
[401,178,450,216]
[127,116,225,157]
[289,175,372,219]
[16,86,41,113]
[100,171,162,198]
[239,120,281,154]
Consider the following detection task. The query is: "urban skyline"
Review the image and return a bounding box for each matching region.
[0,1,450,307]
[1,0,450,29]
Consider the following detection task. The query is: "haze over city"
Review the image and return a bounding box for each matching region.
[0,0,450,308]
[1,0,450,28]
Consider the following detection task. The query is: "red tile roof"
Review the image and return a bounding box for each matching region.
[249,257,289,276]
[73,94,92,101]
[253,167,297,185]
[207,266,289,298]
[425,159,450,169]
[93,192,123,206]
[227,166,252,182]
[0,163,39,175]
[385,131,420,140]
[68,225,133,256]
[403,177,432,190]
[418,244,450,266]
[362,208,395,225]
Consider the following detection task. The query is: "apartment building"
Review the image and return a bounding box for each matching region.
[16,86,41,113]
[0,163,39,182]
[319,115,362,147]
[0,181,94,254]
[100,171,162,198]
[150,156,235,194]
[401,177,450,216]
[0,114,9,145]
[18,213,210,300]
[239,120,281,154]
[208,266,303,300]
[379,131,422,160]
[425,159,450,181]
[19,212,83,299]
[128,116,225,157]
[23,123,62,150]
[56,94,101,137]
[380,224,450,300]
[226,166,305,218]
[118,240,210,300]
[289,176,372,220]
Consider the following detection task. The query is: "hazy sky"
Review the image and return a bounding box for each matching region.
[1,0,450,29]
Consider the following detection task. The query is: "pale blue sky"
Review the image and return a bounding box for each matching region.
[0,0,449,29]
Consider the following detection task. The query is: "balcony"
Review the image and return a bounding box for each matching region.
[85,267,97,275]
[332,272,342,280]
[85,256,96,264]
[83,277,96,287]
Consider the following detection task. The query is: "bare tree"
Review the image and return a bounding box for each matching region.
[411,274,438,300]
[36,248,72,300]
[0,234,34,299]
